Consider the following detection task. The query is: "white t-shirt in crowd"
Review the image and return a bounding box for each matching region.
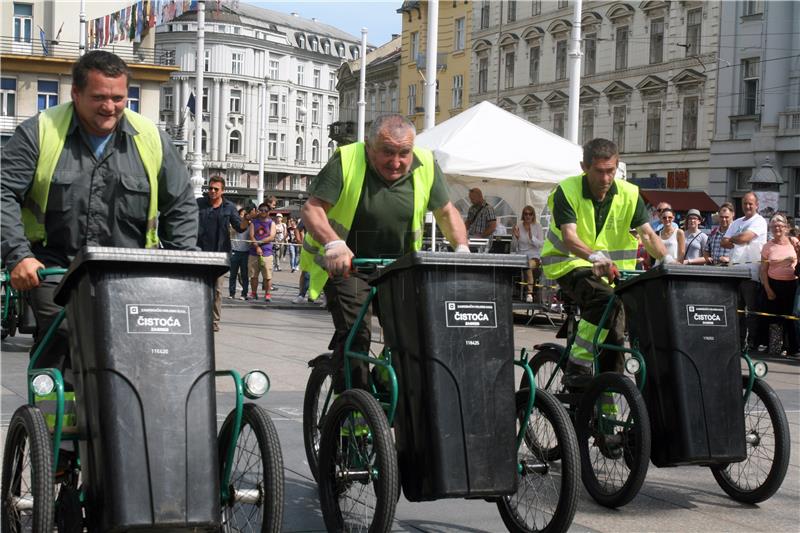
[724,213,767,280]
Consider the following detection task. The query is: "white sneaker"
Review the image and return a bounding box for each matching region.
[316,295,327,307]
[525,293,533,303]
[291,295,306,304]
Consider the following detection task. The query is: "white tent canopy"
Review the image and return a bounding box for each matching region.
[416,101,584,228]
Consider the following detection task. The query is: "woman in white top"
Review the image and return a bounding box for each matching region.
[682,208,709,264]
[512,205,544,302]
[655,208,685,266]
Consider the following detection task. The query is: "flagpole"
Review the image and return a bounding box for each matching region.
[190,0,206,197]
[79,0,86,55]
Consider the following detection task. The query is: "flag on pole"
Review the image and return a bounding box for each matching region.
[135,1,144,43]
[187,92,196,115]
[38,26,49,55]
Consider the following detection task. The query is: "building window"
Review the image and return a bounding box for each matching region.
[269,59,279,80]
[532,0,541,16]
[452,74,463,108]
[297,64,305,85]
[329,73,337,91]
[311,139,320,163]
[296,93,306,122]
[407,84,417,114]
[310,38,318,52]
[313,68,321,88]
[268,133,277,158]
[686,8,702,57]
[202,87,209,112]
[650,18,664,64]
[230,89,241,113]
[528,46,540,84]
[454,17,465,51]
[504,51,515,89]
[478,57,489,93]
[507,1,516,22]
[743,0,762,16]
[612,105,626,153]
[201,130,207,153]
[1,78,17,117]
[732,168,752,191]
[127,86,140,113]
[37,80,58,111]
[741,58,760,115]
[369,92,376,119]
[280,94,287,119]
[327,103,335,123]
[13,3,33,43]
[269,94,279,117]
[646,101,661,152]
[480,2,490,29]
[555,40,567,80]
[323,41,330,54]
[581,109,594,144]
[295,137,304,162]
[328,140,335,159]
[204,49,211,71]
[312,97,320,124]
[231,51,243,74]
[558,0,568,8]
[583,34,596,76]
[410,31,420,63]
[229,131,241,154]
[615,26,628,70]
[682,96,698,149]
[280,134,286,159]
[553,112,564,137]
[161,49,176,65]
[379,90,386,112]
[390,86,398,112]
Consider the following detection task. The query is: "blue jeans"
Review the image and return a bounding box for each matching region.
[299,271,310,298]
[229,251,249,297]
[288,242,299,270]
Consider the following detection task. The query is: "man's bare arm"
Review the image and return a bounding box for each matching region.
[636,223,667,260]
[433,202,468,248]
[300,196,338,245]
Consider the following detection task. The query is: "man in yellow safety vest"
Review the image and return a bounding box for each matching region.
[300,114,469,388]
[1,51,197,371]
[541,138,672,388]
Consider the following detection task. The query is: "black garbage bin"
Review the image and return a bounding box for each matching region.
[370,251,528,501]
[616,264,750,467]
[54,247,229,532]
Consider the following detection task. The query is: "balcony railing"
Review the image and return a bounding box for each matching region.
[778,111,800,136]
[0,115,26,132]
[0,37,174,66]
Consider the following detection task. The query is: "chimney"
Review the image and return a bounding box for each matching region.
[290,12,298,16]
[392,34,400,39]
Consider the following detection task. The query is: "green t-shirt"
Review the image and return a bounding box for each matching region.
[308,147,451,258]
[552,176,649,236]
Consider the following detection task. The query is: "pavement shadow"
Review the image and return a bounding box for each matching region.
[282,475,326,531]
[396,520,495,532]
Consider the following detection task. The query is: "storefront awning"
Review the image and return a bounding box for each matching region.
[638,190,719,212]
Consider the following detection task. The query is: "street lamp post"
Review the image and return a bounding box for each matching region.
[357,28,367,143]
[190,0,206,197]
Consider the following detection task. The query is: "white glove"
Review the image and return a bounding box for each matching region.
[454,244,471,253]
[662,254,678,264]
[323,240,354,276]
[587,251,613,278]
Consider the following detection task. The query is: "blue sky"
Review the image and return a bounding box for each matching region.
[253,1,402,46]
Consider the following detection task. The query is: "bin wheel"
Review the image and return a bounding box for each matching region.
[1,405,55,533]
[302,356,338,482]
[218,403,285,533]
[710,377,790,504]
[318,389,399,532]
[576,372,650,508]
[497,389,579,533]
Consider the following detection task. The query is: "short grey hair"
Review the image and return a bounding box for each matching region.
[367,114,416,145]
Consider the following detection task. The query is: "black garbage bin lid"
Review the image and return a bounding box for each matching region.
[616,264,751,294]
[53,246,230,306]
[370,251,529,286]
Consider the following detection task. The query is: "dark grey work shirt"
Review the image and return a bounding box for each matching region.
[1,111,198,270]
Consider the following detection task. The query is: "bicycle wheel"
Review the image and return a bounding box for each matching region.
[218,403,285,533]
[497,389,579,533]
[576,372,650,508]
[1,405,55,533]
[318,389,398,532]
[302,357,337,482]
[711,377,790,504]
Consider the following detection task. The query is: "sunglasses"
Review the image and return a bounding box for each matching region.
[522,212,533,216]
[208,187,221,192]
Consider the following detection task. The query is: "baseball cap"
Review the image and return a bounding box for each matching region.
[275,213,283,218]
[686,208,702,219]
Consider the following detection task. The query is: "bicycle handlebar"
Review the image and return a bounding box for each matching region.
[1,267,68,284]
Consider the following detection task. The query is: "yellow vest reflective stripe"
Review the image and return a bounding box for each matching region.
[541,174,639,280]
[22,103,162,248]
[300,142,435,300]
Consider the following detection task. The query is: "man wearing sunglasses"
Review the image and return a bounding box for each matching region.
[196,176,250,331]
